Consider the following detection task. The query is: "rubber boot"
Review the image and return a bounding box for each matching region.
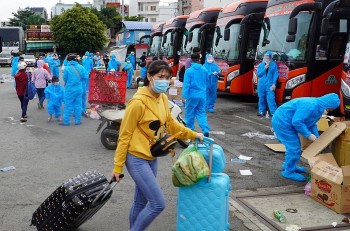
[281,171,306,182]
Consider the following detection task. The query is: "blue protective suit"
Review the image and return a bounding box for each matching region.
[203,54,220,113]
[182,62,210,135]
[123,61,134,88]
[107,54,121,71]
[44,83,64,118]
[63,58,68,67]
[272,93,340,182]
[82,51,93,73]
[62,61,88,125]
[257,51,278,115]
[11,57,19,76]
[81,52,93,113]
[141,66,147,79]
[127,54,136,70]
[50,58,61,78]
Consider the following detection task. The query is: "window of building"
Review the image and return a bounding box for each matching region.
[138,2,143,11]
[150,6,156,11]
[145,18,148,22]
[150,18,156,22]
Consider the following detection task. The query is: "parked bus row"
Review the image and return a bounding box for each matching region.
[140,0,350,117]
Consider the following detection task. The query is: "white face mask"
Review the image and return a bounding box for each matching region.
[207,59,214,63]
[263,56,270,64]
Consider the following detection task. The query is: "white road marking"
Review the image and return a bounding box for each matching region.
[235,115,271,129]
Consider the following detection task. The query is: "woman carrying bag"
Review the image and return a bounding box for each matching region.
[112,60,203,231]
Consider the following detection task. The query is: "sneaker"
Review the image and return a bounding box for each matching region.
[23,115,28,118]
[57,117,62,122]
[20,118,27,122]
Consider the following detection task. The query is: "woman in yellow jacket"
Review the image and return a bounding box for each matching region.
[112,60,203,231]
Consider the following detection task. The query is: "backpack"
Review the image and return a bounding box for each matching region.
[25,72,37,100]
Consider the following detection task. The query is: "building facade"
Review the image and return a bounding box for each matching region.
[51,2,93,18]
[29,7,48,20]
[179,0,234,15]
[129,0,178,22]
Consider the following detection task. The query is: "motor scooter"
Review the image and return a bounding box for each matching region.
[97,101,190,150]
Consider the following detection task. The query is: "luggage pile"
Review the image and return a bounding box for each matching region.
[176,137,232,231]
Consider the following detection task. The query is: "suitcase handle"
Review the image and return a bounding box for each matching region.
[195,137,214,183]
[91,174,124,207]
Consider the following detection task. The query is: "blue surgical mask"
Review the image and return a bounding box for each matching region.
[152,79,170,93]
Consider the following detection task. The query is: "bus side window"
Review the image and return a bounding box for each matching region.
[329,33,347,60]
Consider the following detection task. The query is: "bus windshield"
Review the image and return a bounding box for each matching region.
[162,32,174,57]
[212,23,241,60]
[257,12,313,62]
[149,35,162,57]
[182,27,200,55]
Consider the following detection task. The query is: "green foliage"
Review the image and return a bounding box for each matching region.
[9,8,47,30]
[124,16,144,21]
[50,4,108,53]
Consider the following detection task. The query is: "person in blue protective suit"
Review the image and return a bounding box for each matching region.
[107,54,121,71]
[203,54,220,113]
[81,51,93,117]
[182,53,210,137]
[272,93,340,182]
[45,76,64,122]
[11,54,20,77]
[50,54,61,78]
[61,54,89,126]
[123,58,134,88]
[127,51,136,70]
[256,51,278,117]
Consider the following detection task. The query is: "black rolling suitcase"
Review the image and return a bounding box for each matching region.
[31,170,123,231]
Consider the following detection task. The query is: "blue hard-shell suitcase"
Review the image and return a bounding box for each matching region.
[177,138,232,231]
[194,142,226,173]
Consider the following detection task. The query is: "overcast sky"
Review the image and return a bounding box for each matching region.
[0,0,127,21]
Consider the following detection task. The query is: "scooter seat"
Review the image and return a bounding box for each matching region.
[99,109,125,121]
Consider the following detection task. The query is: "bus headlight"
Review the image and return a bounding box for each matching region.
[285,74,306,89]
[227,70,239,81]
[341,79,350,97]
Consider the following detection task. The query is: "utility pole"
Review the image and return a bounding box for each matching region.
[121,0,125,20]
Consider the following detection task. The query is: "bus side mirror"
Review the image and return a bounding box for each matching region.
[319,36,327,48]
[188,32,193,42]
[320,18,329,35]
[286,35,296,42]
[224,28,230,41]
[288,17,298,35]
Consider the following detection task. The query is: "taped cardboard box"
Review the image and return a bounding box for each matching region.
[301,122,349,213]
[332,121,350,166]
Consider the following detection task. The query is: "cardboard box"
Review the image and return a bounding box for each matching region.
[167,79,183,101]
[332,121,350,166]
[134,70,141,77]
[300,117,330,150]
[302,122,349,213]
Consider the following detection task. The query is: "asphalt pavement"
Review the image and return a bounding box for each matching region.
[0,66,309,231]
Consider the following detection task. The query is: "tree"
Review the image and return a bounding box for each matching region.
[9,8,47,30]
[91,6,120,29]
[124,16,144,21]
[50,4,108,53]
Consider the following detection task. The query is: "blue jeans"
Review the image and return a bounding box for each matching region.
[126,154,165,231]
